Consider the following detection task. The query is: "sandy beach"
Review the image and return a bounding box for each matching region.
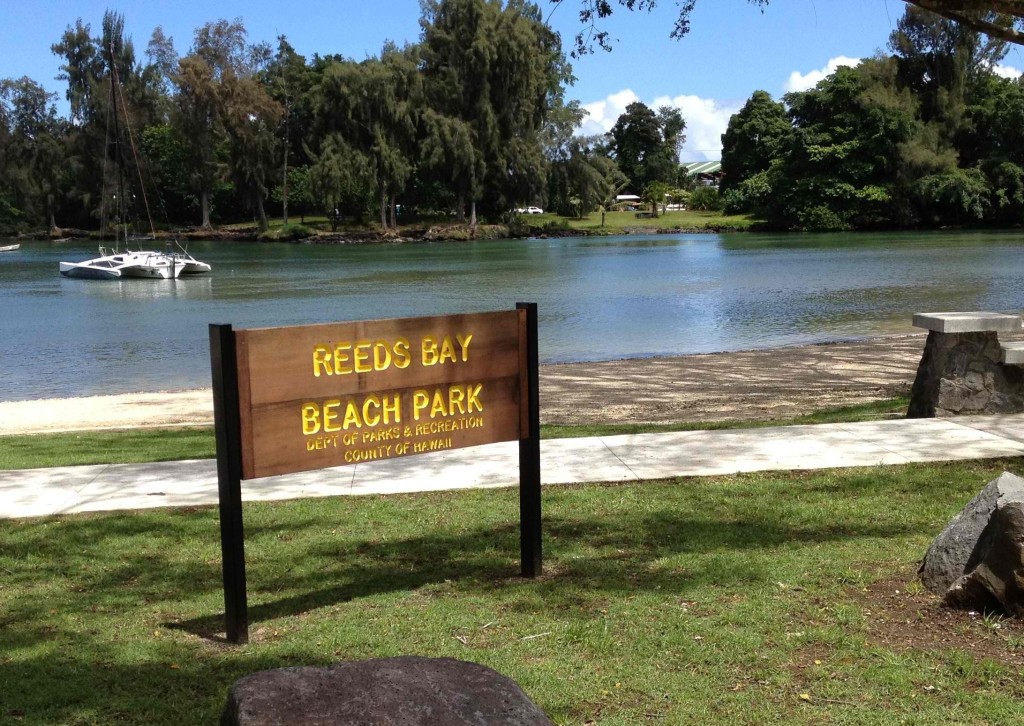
[0,334,928,435]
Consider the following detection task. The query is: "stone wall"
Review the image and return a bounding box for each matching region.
[908,331,1024,418]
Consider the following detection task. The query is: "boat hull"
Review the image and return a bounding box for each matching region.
[121,261,182,279]
[177,259,212,275]
[60,261,122,280]
[59,251,183,280]
[170,252,212,275]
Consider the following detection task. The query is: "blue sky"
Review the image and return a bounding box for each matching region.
[4,1,1024,160]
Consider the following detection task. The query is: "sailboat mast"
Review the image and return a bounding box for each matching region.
[110,48,158,240]
[108,42,129,251]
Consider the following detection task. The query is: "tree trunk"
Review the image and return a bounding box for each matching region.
[456,189,466,223]
[379,188,388,229]
[281,116,289,227]
[470,198,477,227]
[256,195,269,233]
[281,163,289,226]
[388,192,398,230]
[201,189,212,229]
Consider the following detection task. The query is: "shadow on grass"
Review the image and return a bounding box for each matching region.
[169,480,937,638]
[3,460,1019,724]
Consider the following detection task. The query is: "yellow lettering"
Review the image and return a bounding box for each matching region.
[362,395,381,427]
[323,399,342,432]
[466,383,483,412]
[313,345,332,377]
[353,340,372,373]
[343,400,363,429]
[372,341,392,371]
[430,389,448,418]
[421,337,438,366]
[302,403,321,435]
[413,389,430,420]
[383,394,401,423]
[449,386,466,414]
[393,338,411,369]
[438,336,457,364]
[456,333,473,362]
[333,343,352,375]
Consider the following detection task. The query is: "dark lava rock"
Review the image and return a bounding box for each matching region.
[920,471,1024,616]
[221,655,553,726]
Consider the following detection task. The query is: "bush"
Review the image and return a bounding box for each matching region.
[688,185,722,211]
[501,210,531,237]
[258,223,315,241]
[796,205,850,231]
[722,171,773,215]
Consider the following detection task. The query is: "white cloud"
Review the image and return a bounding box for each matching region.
[994,63,1022,79]
[784,55,861,93]
[579,88,639,136]
[653,94,743,162]
[575,89,740,161]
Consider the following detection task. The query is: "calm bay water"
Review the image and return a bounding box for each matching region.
[1,230,1023,401]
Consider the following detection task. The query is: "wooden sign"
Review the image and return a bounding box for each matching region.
[235,310,526,479]
[209,305,541,644]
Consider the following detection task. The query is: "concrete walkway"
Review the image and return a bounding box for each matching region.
[3,415,1024,519]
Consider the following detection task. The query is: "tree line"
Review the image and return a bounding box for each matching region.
[3,2,1024,236]
[0,1,626,235]
[720,7,1024,230]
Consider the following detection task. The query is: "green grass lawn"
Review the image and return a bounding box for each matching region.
[3,458,1024,724]
[0,397,908,470]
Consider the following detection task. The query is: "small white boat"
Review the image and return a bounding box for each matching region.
[0,243,20,252]
[60,248,183,280]
[171,249,212,275]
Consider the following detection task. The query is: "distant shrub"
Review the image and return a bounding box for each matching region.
[259,223,314,241]
[501,210,531,237]
[688,185,722,211]
[723,171,773,215]
[796,205,850,231]
[543,218,569,231]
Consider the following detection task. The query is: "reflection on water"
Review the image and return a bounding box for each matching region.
[2,231,1024,401]
[76,275,215,301]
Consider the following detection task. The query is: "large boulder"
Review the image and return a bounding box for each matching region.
[222,656,553,726]
[919,471,1024,615]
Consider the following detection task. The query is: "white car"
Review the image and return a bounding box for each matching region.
[524,206,543,214]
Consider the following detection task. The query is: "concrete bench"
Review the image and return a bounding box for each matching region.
[1002,341,1024,365]
[908,311,1024,417]
[912,311,1023,334]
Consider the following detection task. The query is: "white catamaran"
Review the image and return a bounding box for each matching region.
[59,44,210,281]
[59,248,183,280]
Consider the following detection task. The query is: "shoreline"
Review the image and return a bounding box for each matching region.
[0,333,927,436]
[16,223,748,246]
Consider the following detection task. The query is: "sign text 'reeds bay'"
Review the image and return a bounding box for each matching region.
[312,333,473,376]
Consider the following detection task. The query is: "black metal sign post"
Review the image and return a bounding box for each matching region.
[209,324,249,644]
[517,302,542,577]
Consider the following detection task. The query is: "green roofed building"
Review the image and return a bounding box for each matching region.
[681,161,722,187]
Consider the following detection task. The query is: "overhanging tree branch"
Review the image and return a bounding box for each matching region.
[909,0,1024,45]
[561,0,1024,53]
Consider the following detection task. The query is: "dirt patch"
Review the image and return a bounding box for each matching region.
[849,570,1024,670]
[0,334,927,435]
